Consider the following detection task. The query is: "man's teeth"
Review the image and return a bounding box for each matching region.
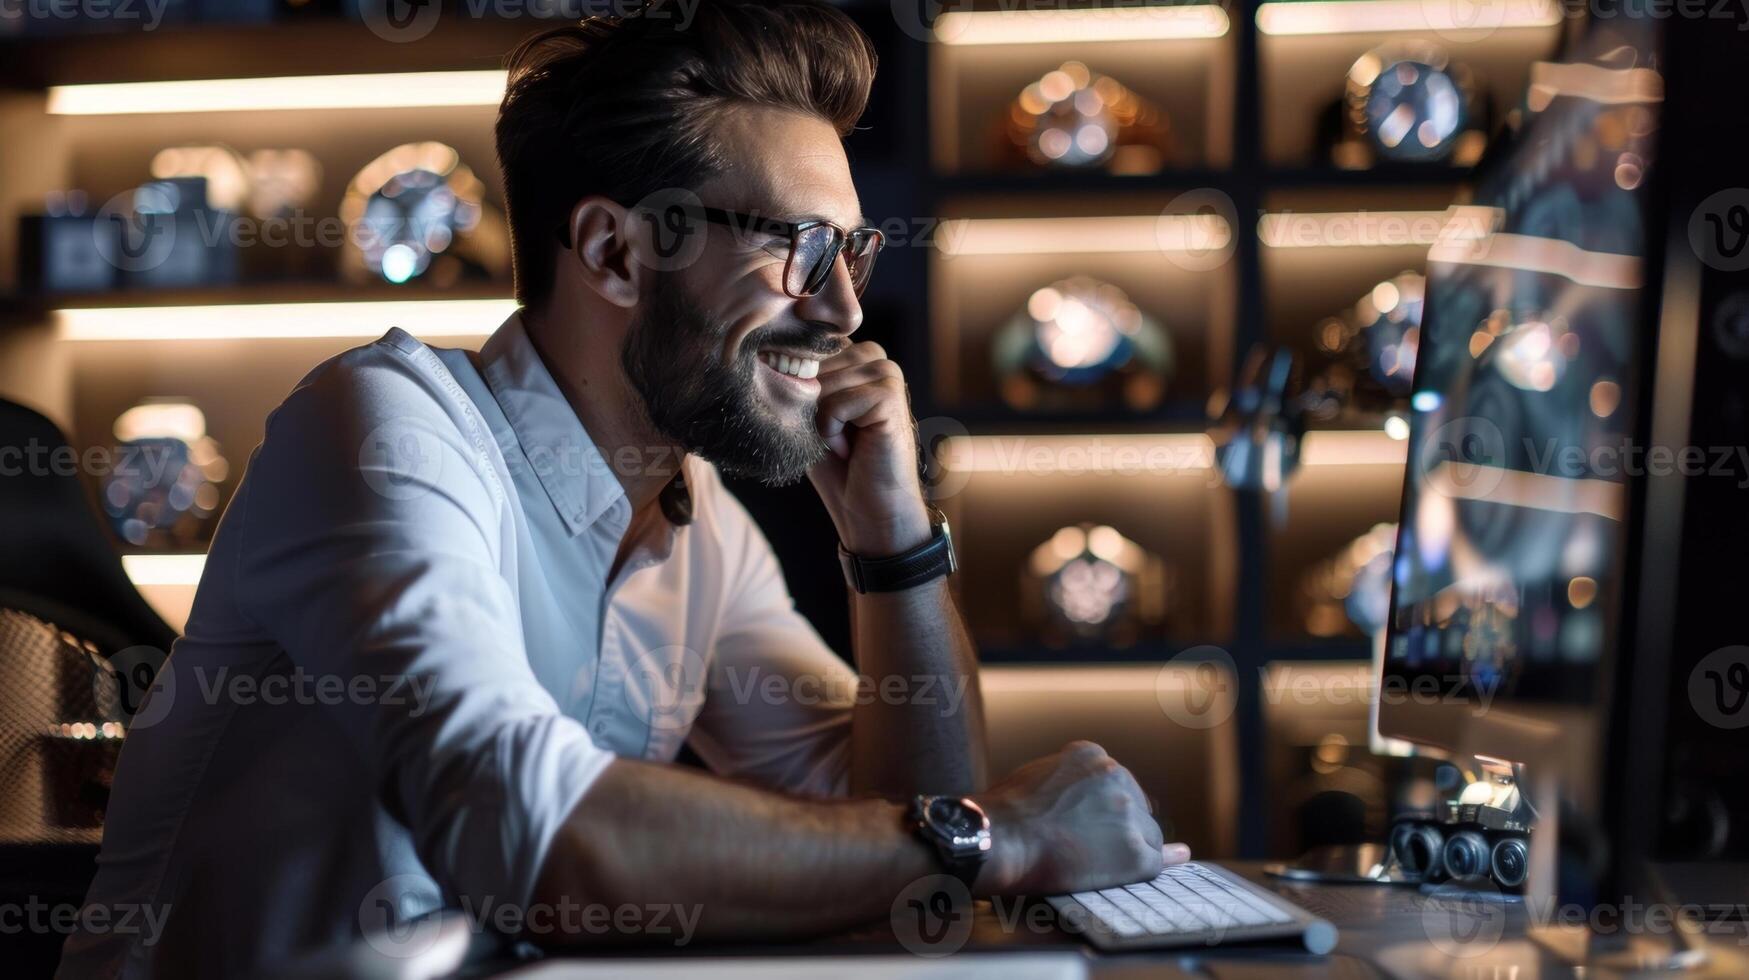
[758,352,820,380]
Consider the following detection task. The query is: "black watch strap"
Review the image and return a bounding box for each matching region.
[839,521,956,594]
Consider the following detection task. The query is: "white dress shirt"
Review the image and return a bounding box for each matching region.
[59,314,859,978]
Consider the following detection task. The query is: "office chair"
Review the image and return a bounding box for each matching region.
[0,397,175,974]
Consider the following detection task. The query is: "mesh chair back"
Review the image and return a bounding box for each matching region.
[0,606,129,846]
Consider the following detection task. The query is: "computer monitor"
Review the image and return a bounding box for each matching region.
[1377,18,1660,767]
[1375,17,1665,909]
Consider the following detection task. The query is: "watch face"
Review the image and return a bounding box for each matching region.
[926,797,990,847]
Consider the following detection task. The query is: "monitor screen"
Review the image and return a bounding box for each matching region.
[1378,22,1662,754]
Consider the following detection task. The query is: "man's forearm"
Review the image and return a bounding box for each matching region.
[532,757,963,945]
[847,576,986,798]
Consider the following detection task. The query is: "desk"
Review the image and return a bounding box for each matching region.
[475,862,1583,980]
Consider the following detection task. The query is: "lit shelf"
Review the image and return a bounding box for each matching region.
[55,298,512,342]
[1255,0,1561,37]
[938,429,1404,476]
[46,70,506,115]
[935,4,1230,45]
[120,552,206,586]
[121,553,205,633]
[1257,208,1492,250]
[939,214,1232,256]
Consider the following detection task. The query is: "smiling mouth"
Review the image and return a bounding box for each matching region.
[756,350,822,381]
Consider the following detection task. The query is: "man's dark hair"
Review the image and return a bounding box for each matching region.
[495,0,878,308]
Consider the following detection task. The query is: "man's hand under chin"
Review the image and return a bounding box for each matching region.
[806,340,934,558]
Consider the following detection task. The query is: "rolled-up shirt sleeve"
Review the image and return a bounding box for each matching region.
[685,471,857,797]
[231,343,612,911]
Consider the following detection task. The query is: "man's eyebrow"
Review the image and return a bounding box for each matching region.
[774,210,871,228]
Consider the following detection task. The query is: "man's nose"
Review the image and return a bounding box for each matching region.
[793,251,864,339]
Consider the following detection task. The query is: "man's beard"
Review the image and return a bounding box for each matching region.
[622,274,833,486]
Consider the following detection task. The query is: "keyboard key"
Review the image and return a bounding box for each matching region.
[1068,893,1146,938]
[1176,867,1295,925]
[1099,887,1177,933]
[1173,876,1271,926]
[1121,883,1201,931]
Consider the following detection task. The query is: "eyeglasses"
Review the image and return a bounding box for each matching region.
[557,202,884,298]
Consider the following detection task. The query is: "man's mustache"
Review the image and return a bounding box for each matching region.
[745,321,846,359]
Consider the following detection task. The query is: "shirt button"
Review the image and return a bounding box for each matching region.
[591,720,609,737]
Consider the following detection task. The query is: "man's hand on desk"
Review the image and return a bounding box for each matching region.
[975,740,1193,896]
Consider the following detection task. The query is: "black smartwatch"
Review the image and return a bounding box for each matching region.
[838,515,957,594]
[908,795,991,888]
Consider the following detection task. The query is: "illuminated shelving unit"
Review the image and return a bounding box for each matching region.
[0,2,1575,859]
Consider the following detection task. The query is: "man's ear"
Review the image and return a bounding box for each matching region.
[565,196,643,309]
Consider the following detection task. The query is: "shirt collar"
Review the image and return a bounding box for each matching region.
[480,311,630,538]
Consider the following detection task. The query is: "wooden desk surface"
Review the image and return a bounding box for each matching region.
[491,862,1574,979]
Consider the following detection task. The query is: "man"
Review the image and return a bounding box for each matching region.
[63,2,1183,975]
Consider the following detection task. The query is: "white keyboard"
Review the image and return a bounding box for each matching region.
[1045,861,1338,954]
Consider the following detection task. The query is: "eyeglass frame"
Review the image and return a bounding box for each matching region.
[555,201,885,298]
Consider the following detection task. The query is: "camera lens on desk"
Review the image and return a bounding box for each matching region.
[1491,837,1529,888]
[1442,830,1492,880]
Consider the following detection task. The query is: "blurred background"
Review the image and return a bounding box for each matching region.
[0,0,1590,866]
